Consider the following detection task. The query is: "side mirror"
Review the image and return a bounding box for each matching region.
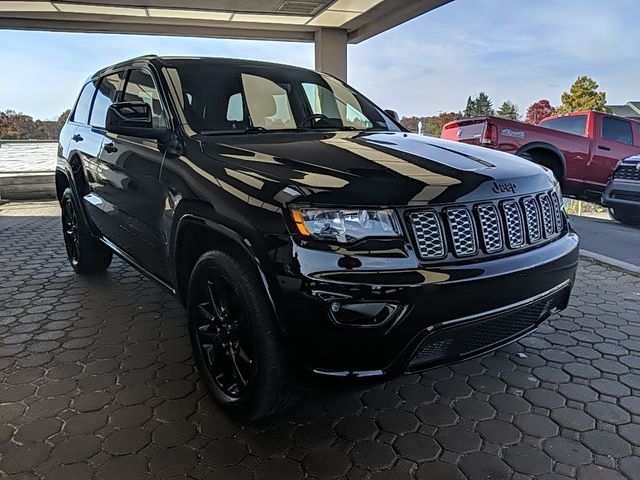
[384,109,400,122]
[106,102,168,139]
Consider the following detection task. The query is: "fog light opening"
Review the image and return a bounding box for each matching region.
[329,302,400,328]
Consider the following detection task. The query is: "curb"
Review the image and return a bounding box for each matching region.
[580,250,640,276]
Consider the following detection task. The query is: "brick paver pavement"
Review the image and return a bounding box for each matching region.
[1,203,639,479]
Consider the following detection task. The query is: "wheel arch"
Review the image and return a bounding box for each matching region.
[55,168,70,205]
[516,142,566,186]
[170,203,283,329]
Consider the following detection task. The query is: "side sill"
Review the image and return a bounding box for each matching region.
[99,237,176,295]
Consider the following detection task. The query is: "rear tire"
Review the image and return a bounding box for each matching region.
[187,250,299,420]
[609,207,640,227]
[61,188,112,274]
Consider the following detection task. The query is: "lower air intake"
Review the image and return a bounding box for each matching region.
[409,297,554,369]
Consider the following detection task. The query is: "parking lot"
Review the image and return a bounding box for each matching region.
[0,201,638,479]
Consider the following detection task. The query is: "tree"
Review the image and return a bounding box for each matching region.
[558,76,608,113]
[497,101,520,120]
[464,96,475,117]
[464,92,494,117]
[525,99,556,124]
[0,109,69,139]
[423,111,462,136]
[57,109,71,127]
[399,116,420,133]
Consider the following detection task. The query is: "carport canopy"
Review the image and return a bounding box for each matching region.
[0,0,451,80]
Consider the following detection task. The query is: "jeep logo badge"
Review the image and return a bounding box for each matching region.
[492,181,518,194]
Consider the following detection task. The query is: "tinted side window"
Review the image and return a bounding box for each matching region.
[123,69,166,128]
[540,115,587,136]
[602,117,633,145]
[72,82,97,125]
[90,73,124,128]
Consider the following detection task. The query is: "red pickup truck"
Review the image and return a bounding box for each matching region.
[441,111,640,203]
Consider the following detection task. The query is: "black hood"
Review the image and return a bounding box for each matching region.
[199,131,555,207]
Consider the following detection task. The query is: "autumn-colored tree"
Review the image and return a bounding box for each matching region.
[525,100,556,124]
[424,111,462,136]
[496,101,520,120]
[399,116,421,133]
[57,109,71,127]
[0,109,70,139]
[558,76,608,113]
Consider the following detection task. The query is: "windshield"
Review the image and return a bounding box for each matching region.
[164,62,400,134]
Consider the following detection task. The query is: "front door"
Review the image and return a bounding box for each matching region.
[588,115,640,190]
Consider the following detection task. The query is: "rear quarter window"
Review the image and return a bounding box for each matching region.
[540,115,587,136]
[72,82,97,125]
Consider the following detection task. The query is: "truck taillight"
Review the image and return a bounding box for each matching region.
[444,122,459,130]
[482,123,498,146]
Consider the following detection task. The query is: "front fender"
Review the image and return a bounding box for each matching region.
[169,203,287,331]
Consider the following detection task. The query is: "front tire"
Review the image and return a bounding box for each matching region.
[609,206,640,226]
[187,251,298,420]
[61,188,112,274]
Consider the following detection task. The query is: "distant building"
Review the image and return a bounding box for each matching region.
[607,101,640,120]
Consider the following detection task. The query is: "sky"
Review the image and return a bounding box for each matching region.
[1,0,638,120]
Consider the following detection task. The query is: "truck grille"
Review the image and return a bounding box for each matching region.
[614,165,640,181]
[409,189,563,261]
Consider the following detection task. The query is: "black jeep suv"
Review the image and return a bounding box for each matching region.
[56,55,579,419]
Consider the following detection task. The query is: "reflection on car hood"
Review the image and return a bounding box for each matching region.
[199,131,555,206]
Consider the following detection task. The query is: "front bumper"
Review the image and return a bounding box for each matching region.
[602,179,640,208]
[276,232,579,377]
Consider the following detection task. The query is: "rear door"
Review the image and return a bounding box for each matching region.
[67,80,110,233]
[95,68,169,278]
[589,115,640,189]
[82,71,126,244]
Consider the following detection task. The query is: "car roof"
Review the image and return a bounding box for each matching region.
[89,54,315,81]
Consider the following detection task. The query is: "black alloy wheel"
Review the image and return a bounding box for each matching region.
[193,272,257,400]
[60,187,112,274]
[187,251,298,420]
[62,195,80,267]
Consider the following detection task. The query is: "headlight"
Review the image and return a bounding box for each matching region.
[290,208,401,242]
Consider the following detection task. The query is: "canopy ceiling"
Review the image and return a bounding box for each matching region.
[0,0,451,43]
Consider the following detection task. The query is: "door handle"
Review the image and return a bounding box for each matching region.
[103,142,118,153]
[598,145,611,151]
[72,134,83,142]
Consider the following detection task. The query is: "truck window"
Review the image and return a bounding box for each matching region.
[540,115,587,136]
[602,117,633,145]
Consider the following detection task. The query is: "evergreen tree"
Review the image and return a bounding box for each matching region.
[464,92,494,117]
[497,101,520,120]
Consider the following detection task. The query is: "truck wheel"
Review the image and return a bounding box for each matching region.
[520,150,564,189]
[609,207,640,227]
[61,188,113,274]
[186,250,299,420]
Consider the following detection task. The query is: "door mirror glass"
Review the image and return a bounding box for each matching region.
[106,101,167,139]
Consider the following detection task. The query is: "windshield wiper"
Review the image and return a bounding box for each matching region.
[199,126,269,136]
[199,126,311,136]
